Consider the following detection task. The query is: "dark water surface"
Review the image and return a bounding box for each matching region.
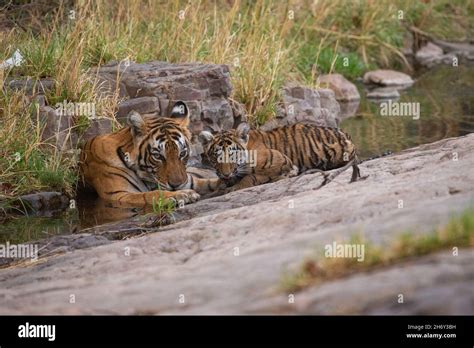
[2,65,473,244]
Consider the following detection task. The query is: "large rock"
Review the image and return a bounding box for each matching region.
[12,192,69,216]
[260,85,340,131]
[1,134,473,314]
[34,104,114,150]
[363,69,414,86]
[317,73,360,101]
[93,61,237,135]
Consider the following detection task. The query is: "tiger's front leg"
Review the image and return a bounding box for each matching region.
[186,176,226,195]
[219,149,297,194]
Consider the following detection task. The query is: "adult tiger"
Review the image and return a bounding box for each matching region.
[80,101,220,207]
[199,122,361,193]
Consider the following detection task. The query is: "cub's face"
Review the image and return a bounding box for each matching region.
[199,123,251,182]
[126,101,191,191]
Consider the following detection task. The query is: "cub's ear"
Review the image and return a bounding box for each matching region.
[236,122,250,144]
[127,110,146,138]
[170,101,189,127]
[198,130,214,147]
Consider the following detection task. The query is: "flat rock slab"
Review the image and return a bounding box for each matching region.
[1,134,473,314]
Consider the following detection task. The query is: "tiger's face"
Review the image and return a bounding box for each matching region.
[199,123,251,182]
[125,101,191,191]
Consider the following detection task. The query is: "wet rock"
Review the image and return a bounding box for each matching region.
[1,134,473,314]
[317,73,360,101]
[117,97,160,123]
[260,84,339,131]
[14,192,69,215]
[367,87,400,99]
[363,69,414,87]
[79,118,114,144]
[93,61,235,136]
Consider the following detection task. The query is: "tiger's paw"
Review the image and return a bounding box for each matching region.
[171,189,200,205]
[288,165,299,177]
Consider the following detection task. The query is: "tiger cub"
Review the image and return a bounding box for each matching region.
[80,101,221,207]
[199,122,361,193]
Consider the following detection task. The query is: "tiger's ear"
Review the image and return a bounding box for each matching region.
[198,130,214,147]
[236,122,250,144]
[127,110,146,138]
[170,101,189,127]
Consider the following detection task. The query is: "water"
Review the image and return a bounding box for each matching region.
[1,65,473,244]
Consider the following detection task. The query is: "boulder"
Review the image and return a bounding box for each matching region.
[36,106,77,151]
[317,73,360,101]
[363,69,414,86]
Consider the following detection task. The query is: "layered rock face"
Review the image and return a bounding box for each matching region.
[94,61,239,135]
[260,84,340,131]
[13,61,343,155]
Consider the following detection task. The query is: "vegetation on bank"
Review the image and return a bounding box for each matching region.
[281,207,474,293]
[0,0,473,197]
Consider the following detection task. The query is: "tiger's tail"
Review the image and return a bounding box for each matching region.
[305,155,361,189]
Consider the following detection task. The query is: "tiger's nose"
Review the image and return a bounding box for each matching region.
[169,182,182,190]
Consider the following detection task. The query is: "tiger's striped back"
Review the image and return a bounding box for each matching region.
[250,124,357,171]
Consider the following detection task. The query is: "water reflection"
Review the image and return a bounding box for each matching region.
[341,65,474,158]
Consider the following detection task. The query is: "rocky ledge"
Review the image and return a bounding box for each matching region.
[0,134,473,314]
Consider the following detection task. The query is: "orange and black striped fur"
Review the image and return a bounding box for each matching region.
[80,101,220,207]
[199,122,361,193]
